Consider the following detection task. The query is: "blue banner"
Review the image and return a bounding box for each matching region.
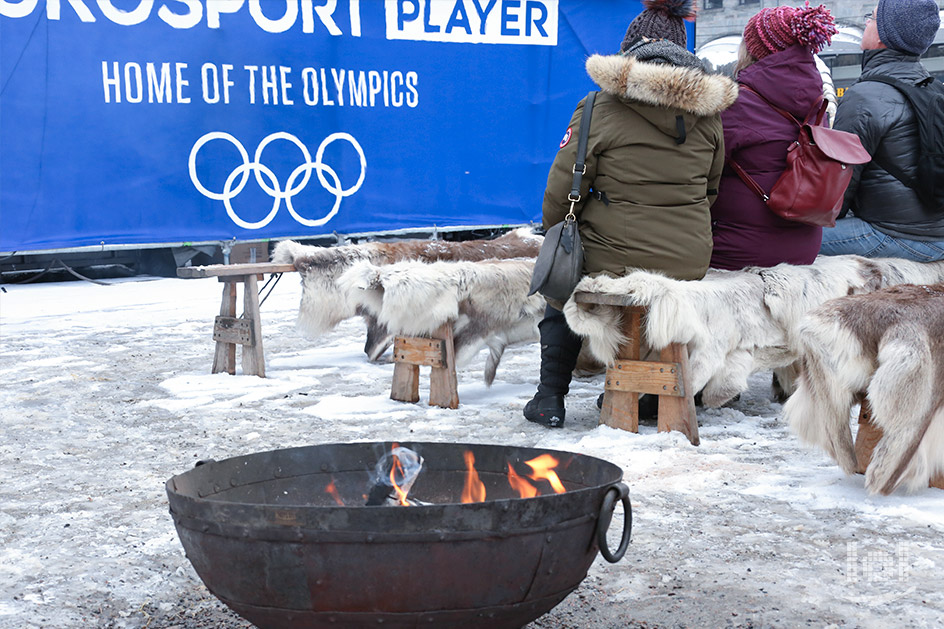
[0,1,671,252]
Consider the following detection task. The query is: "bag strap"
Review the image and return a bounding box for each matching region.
[728,159,770,202]
[729,85,828,202]
[566,91,598,220]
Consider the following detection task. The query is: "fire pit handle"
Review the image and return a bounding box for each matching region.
[596,483,631,563]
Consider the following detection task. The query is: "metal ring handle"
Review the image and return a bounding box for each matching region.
[595,482,632,563]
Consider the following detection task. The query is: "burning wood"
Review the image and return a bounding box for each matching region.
[365,446,428,506]
[357,445,571,507]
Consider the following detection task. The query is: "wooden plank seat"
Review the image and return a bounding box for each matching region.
[573,292,699,445]
[177,262,296,377]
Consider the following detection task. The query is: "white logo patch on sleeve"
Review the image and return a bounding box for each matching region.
[559,127,572,149]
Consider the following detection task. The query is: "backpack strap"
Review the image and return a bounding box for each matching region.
[728,159,769,201]
[856,75,926,190]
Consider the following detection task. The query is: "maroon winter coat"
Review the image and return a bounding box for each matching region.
[710,45,825,271]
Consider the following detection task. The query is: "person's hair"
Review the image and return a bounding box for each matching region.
[734,40,757,78]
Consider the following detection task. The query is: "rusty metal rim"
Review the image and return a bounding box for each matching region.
[168,441,624,501]
[170,511,597,543]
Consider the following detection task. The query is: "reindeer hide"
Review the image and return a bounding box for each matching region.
[340,258,543,385]
[271,228,543,357]
[760,255,944,398]
[563,268,786,407]
[784,283,944,495]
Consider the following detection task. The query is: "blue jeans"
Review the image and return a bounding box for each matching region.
[819,217,944,262]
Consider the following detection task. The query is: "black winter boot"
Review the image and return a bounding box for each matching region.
[524,306,583,428]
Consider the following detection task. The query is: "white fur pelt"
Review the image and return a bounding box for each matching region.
[759,255,944,398]
[563,268,786,408]
[339,258,544,385]
[758,255,885,399]
[562,256,944,409]
[783,283,944,495]
[271,228,543,358]
[869,257,944,286]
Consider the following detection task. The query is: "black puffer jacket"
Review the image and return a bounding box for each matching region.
[834,49,944,240]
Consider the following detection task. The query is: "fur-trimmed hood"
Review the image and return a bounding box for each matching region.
[586,53,738,117]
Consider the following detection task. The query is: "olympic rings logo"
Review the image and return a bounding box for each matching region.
[188,131,367,230]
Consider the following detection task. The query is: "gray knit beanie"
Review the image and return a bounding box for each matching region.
[876,0,941,56]
[623,39,707,71]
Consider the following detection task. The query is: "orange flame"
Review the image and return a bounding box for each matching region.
[325,479,345,506]
[524,454,567,494]
[389,455,411,506]
[461,451,486,503]
[507,463,538,498]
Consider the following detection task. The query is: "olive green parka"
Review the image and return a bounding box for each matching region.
[543,52,738,281]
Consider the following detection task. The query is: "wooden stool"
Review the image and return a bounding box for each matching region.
[574,293,699,445]
[854,397,944,490]
[177,262,296,378]
[390,322,459,409]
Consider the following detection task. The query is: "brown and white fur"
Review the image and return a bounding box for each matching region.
[272,228,543,359]
[783,283,944,495]
[760,256,944,399]
[563,256,944,408]
[340,258,544,385]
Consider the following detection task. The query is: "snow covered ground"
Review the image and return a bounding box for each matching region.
[1,273,942,628]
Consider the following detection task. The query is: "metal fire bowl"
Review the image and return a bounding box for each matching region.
[166,441,630,629]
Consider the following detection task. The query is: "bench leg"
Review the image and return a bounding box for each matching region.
[211,276,266,378]
[241,274,266,378]
[855,397,944,489]
[428,322,459,409]
[391,363,420,403]
[656,343,699,446]
[599,307,698,445]
[853,399,881,475]
[212,282,238,375]
[600,309,641,432]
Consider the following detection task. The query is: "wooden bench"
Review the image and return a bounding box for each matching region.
[574,292,699,445]
[389,323,460,409]
[177,262,296,377]
[854,398,944,490]
[179,261,462,406]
